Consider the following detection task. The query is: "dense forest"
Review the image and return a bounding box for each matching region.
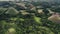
[0,1,60,34]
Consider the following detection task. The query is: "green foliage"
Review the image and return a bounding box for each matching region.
[0,8,7,15]
[50,7,60,13]
[0,5,60,34]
